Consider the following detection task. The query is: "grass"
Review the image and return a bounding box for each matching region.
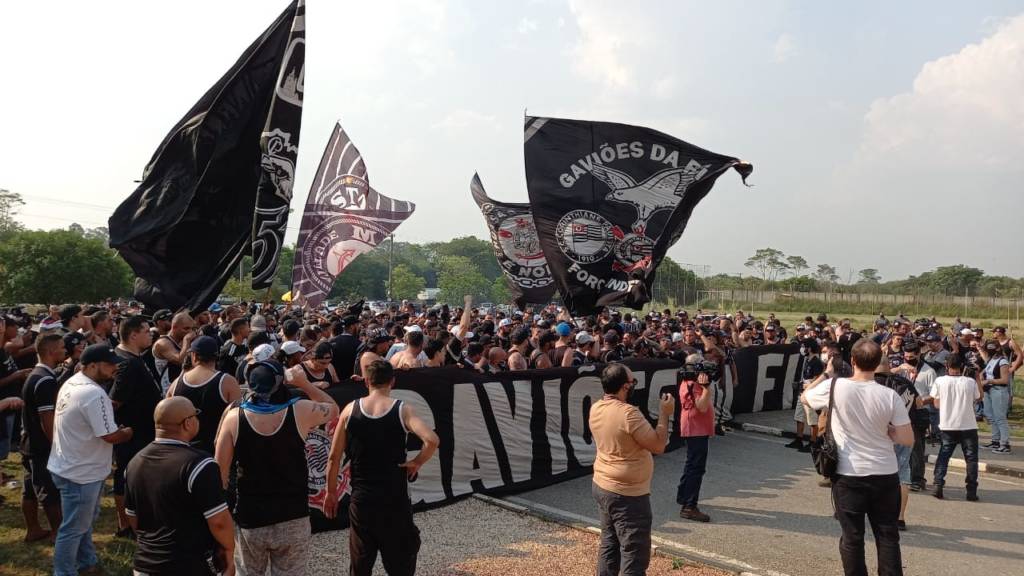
[0,458,134,576]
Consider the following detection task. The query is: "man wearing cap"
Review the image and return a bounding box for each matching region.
[391,328,426,370]
[330,316,362,380]
[217,318,251,379]
[895,340,937,491]
[215,360,339,575]
[153,312,197,395]
[358,329,394,377]
[19,333,66,543]
[126,397,235,576]
[169,336,242,455]
[551,322,574,366]
[566,332,597,367]
[507,327,532,371]
[110,315,161,538]
[49,344,134,576]
[495,318,513,350]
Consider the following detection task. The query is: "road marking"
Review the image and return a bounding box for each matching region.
[504,495,793,576]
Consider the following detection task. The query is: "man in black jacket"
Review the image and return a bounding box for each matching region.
[329,316,361,380]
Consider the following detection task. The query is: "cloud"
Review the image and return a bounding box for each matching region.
[431,109,500,132]
[567,0,634,89]
[772,33,797,63]
[518,17,538,34]
[857,14,1024,171]
[651,75,676,100]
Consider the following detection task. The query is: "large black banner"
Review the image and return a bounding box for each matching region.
[251,0,306,288]
[109,1,304,312]
[305,344,798,532]
[523,116,752,316]
[290,123,415,308]
[470,173,555,309]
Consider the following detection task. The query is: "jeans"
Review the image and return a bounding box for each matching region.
[831,474,903,576]
[51,474,104,576]
[676,436,709,507]
[927,405,940,437]
[592,483,652,576]
[932,429,979,492]
[909,426,927,486]
[983,386,1011,445]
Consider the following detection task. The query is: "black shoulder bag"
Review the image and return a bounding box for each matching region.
[811,377,840,479]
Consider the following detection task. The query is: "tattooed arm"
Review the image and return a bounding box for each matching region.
[292,376,340,437]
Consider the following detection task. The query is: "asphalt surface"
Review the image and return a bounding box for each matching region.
[511,429,1024,576]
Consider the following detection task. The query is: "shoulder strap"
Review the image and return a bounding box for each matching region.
[823,376,838,435]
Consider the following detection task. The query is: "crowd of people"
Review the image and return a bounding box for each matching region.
[0,299,1018,575]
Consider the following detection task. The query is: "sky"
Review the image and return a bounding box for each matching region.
[1,0,1022,282]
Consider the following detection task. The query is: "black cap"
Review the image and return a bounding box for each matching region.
[190,335,220,357]
[342,315,360,327]
[80,344,120,365]
[924,332,941,342]
[902,340,921,352]
[151,309,173,323]
[63,332,86,353]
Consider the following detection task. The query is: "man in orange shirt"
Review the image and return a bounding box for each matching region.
[589,363,674,576]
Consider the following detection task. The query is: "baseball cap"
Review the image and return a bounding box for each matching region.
[368,328,393,344]
[960,328,974,336]
[280,341,306,356]
[404,324,422,333]
[252,343,275,362]
[342,315,360,327]
[535,319,550,329]
[190,335,220,357]
[902,340,921,352]
[671,332,684,343]
[80,344,120,365]
[576,332,594,345]
[151,309,173,323]
[208,303,224,313]
[555,322,572,337]
[924,332,941,342]
[498,318,512,328]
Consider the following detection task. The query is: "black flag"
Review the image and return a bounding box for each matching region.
[524,116,751,316]
[109,1,305,312]
[290,123,415,308]
[470,173,555,309]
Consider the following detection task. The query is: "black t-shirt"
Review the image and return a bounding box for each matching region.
[0,348,19,400]
[216,341,248,379]
[125,440,225,575]
[329,333,361,380]
[802,356,825,381]
[837,332,862,365]
[875,373,928,428]
[20,364,59,459]
[111,348,163,447]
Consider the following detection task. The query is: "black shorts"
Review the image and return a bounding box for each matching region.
[22,454,59,506]
[113,443,144,496]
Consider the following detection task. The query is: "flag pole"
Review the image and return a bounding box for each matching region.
[387,234,394,301]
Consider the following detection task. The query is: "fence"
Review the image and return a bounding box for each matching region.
[698,289,1022,309]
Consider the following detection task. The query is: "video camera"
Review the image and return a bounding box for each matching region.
[679,360,720,383]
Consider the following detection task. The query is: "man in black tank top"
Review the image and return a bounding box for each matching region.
[168,336,241,455]
[325,360,439,576]
[214,361,339,576]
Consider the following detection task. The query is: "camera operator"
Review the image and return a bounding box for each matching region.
[676,355,715,522]
[701,331,736,436]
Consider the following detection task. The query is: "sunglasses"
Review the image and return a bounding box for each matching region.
[179,408,202,426]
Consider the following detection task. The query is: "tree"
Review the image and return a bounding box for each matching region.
[390,264,426,300]
[67,224,110,244]
[926,265,985,294]
[858,268,881,284]
[785,255,808,278]
[426,236,502,282]
[490,276,512,305]
[813,264,840,285]
[0,189,25,240]
[745,248,788,282]
[436,255,490,304]
[0,230,133,303]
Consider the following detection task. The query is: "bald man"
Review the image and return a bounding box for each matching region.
[125,397,235,576]
[152,312,197,394]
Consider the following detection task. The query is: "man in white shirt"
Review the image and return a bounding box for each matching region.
[930,354,983,501]
[803,339,913,576]
[895,340,937,491]
[48,344,134,576]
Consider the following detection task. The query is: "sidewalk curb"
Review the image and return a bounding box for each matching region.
[473,493,790,576]
[734,422,1024,479]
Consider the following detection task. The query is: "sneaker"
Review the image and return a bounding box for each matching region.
[680,506,711,523]
[932,486,944,500]
[992,445,1011,454]
[115,527,135,540]
[818,477,832,487]
[714,424,726,436]
[909,483,922,492]
[784,438,803,449]
[797,444,812,453]
[897,520,906,531]
[966,492,979,502]
[983,440,1000,449]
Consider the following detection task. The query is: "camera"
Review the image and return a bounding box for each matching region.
[680,361,720,383]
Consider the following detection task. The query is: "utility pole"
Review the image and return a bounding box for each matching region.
[386,234,394,301]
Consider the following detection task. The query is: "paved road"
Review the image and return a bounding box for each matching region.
[512,429,1024,576]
